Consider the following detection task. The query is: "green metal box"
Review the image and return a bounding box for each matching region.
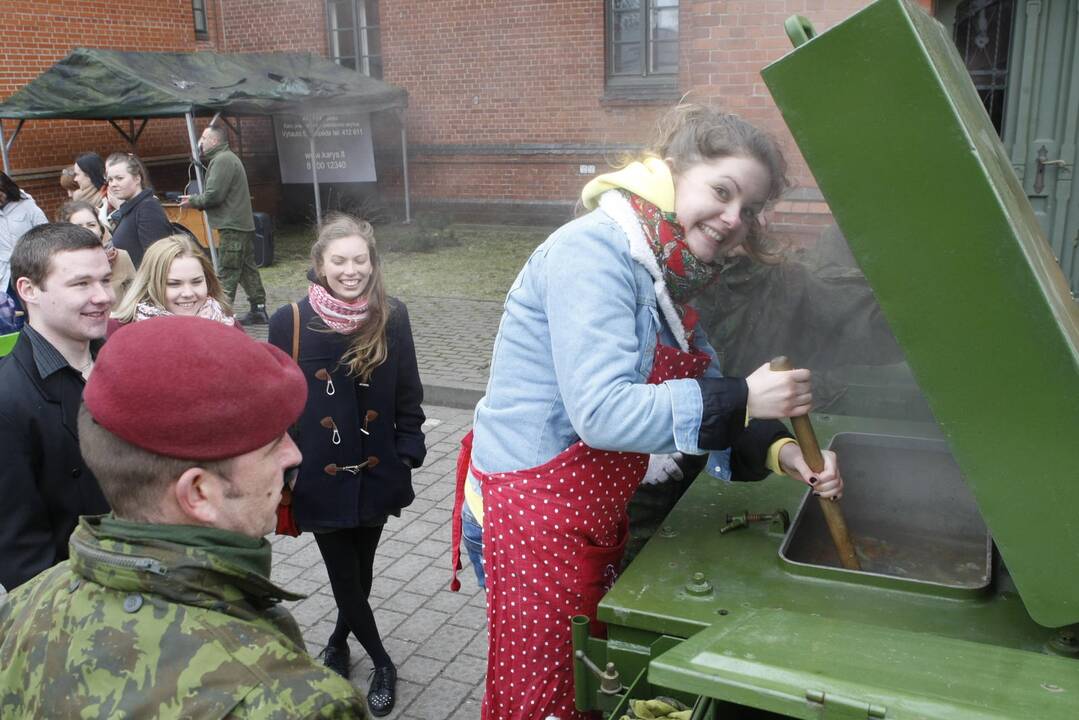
[579,2,1079,718]
[760,0,1079,628]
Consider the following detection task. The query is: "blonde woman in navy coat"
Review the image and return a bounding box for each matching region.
[268,213,425,717]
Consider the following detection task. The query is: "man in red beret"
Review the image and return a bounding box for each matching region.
[0,316,371,718]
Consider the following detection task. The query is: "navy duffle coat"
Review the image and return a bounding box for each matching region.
[268,296,426,529]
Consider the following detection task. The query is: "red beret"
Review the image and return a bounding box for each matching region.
[84,316,307,461]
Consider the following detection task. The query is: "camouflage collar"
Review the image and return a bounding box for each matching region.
[69,516,304,618]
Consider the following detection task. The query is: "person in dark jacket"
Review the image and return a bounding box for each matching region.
[181,124,268,325]
[268,213,426,717]
[104,152,172,268]
[0,222,113,592]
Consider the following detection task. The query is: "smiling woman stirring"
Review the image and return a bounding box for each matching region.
[451,104,844,720]
[268,213,425,717]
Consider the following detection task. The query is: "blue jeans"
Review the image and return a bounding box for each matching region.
[461,503,486,589]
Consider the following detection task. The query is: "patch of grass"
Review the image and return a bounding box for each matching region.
[260,221,551,302]
[377,215,462,254]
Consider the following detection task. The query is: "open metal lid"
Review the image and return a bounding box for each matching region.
[761,0,1079,627]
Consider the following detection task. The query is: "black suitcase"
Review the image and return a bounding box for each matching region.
[253,212,274,268]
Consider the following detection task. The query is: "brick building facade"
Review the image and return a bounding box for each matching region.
[2,1,934,238]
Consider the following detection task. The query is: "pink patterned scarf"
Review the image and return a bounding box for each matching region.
[308,282,369,334]
[135,297,235,325]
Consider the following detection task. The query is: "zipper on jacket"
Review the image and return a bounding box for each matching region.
[74,541,169,576]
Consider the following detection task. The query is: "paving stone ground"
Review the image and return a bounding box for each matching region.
[271,404,487,720]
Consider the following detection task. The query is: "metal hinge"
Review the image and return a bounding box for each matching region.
[806,689,887,719]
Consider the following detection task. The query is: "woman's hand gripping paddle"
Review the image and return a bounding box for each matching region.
[771,356,861,571]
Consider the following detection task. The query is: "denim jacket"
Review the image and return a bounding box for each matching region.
[472,192,733,480]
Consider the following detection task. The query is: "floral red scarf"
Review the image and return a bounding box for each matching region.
[623,191,723,339]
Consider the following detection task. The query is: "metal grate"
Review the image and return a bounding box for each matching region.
[952,0,1015,135]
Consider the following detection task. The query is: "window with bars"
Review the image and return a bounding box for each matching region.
[952,0,1014,135]
[606,0,679,95]
[326,0,382,79]
[192,0,209,40]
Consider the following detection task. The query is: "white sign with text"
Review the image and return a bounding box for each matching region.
[273,113,376,184]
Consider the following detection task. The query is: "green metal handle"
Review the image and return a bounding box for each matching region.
[784,15,817,48]
[571,615,591,711]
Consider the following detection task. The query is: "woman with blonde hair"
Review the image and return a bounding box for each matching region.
[268,213,426,716]
[111,234,236,331]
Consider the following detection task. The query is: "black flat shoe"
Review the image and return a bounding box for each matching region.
[367,664,396,717]
[318,643,350,679]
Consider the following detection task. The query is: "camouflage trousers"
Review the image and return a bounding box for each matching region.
[217,228,266,306]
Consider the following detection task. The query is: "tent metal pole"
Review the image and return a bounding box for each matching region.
[185,112,219,271]
[0,120,9,175]
[304,117,323,228]
[400,119,411,224]
[309,131,322,227]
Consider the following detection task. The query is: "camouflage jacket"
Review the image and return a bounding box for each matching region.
[0,515,369,719]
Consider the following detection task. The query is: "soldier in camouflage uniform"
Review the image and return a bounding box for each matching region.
[0,316,370,719]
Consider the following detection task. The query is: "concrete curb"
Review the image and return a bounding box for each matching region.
[422,383,483,411]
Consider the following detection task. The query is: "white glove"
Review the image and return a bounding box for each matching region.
[641,452,685,486]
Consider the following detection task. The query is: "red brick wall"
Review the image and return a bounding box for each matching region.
[381,0,667,206]
[0,0,205,216]
[1,0,937,223]
[383,0,935,239]
[216,0,326,53]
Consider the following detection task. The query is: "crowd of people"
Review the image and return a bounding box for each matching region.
[0,104,840,720]
[0,122,268,335]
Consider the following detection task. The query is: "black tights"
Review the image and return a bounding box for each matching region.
[314,525,392,669]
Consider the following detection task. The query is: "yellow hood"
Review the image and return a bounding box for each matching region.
[580,157,675,213]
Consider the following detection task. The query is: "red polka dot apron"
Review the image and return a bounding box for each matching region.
[466,341,712,720]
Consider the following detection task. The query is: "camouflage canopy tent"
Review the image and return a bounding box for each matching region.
[0,48,412,259]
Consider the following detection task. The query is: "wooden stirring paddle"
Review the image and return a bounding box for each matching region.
[771,356,861,571]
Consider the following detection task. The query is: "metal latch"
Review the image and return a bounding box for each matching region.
[574,650,622,695]
[806,689,886,719]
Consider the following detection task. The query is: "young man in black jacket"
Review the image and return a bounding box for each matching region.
[0,223,112,591]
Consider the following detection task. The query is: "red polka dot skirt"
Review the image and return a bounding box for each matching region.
[473,342,712,720]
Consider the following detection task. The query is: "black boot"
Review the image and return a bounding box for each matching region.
[238,303,269,325]
[367,664,396,717]
[318,643,350,679]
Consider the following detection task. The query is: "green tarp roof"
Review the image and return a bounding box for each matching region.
[0,48,408,119]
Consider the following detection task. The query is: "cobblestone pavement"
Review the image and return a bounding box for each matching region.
[271,404,487,720]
